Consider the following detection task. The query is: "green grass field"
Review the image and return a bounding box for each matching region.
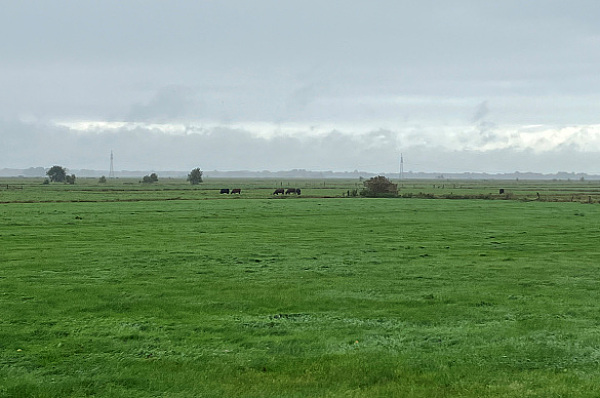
[2,176,600,202]
[1,179,600,397]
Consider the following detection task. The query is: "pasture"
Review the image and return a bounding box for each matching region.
[1,178,600,397]
[1,176,600,202]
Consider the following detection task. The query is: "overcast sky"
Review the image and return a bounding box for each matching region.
[1,1,599,173]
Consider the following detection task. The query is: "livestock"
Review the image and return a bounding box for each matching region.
[231,188,242,194]
[273,188,285,195]
[285,188,301,195]
[220,188,230,194]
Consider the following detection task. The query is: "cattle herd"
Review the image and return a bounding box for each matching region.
[273,188,301,195]
[220,188,242,194]
[219,188,301,195]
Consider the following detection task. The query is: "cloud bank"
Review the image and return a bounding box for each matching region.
[2,119,599,174]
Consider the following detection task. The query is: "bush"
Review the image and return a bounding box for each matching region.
[65,174,76,185]
[362,176,398,197]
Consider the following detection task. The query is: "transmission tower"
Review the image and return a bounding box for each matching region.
[109,150,115,179]
[399,153,404,181]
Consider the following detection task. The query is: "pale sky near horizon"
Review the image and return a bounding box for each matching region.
[1,1,599,173]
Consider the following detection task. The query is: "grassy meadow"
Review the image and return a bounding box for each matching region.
[1,178,600,397]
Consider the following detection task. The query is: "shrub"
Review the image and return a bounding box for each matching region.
[362,176,398,197]
[65,174,76,185]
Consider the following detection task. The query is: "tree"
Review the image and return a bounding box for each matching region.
[46,165,67,183]
[65,174,76,185]
[187,168,203,185]
[99,176,107,183]
[362,175,398,197]
[142,173,158,183]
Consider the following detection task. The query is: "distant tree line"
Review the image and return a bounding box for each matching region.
[43,166,205,186]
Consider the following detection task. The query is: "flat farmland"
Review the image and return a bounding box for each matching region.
[2,177,600,202]
[1,181,600,397]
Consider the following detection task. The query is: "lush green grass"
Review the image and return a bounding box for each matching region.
[1,185,600,396]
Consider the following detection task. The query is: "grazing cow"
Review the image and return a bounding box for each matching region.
[220,188,230,194]
[231,188,241,194]
[285,188,296,194]
[273,188,285,195]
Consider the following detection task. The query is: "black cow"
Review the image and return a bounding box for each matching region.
[231,188,241,194]
[286,188,301,195]
[273,188,285,195]
[220,188,230,194]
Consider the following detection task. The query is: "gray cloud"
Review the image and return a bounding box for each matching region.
[472,101,489,122]
[127,86,201,123]
[285,83,323,118]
